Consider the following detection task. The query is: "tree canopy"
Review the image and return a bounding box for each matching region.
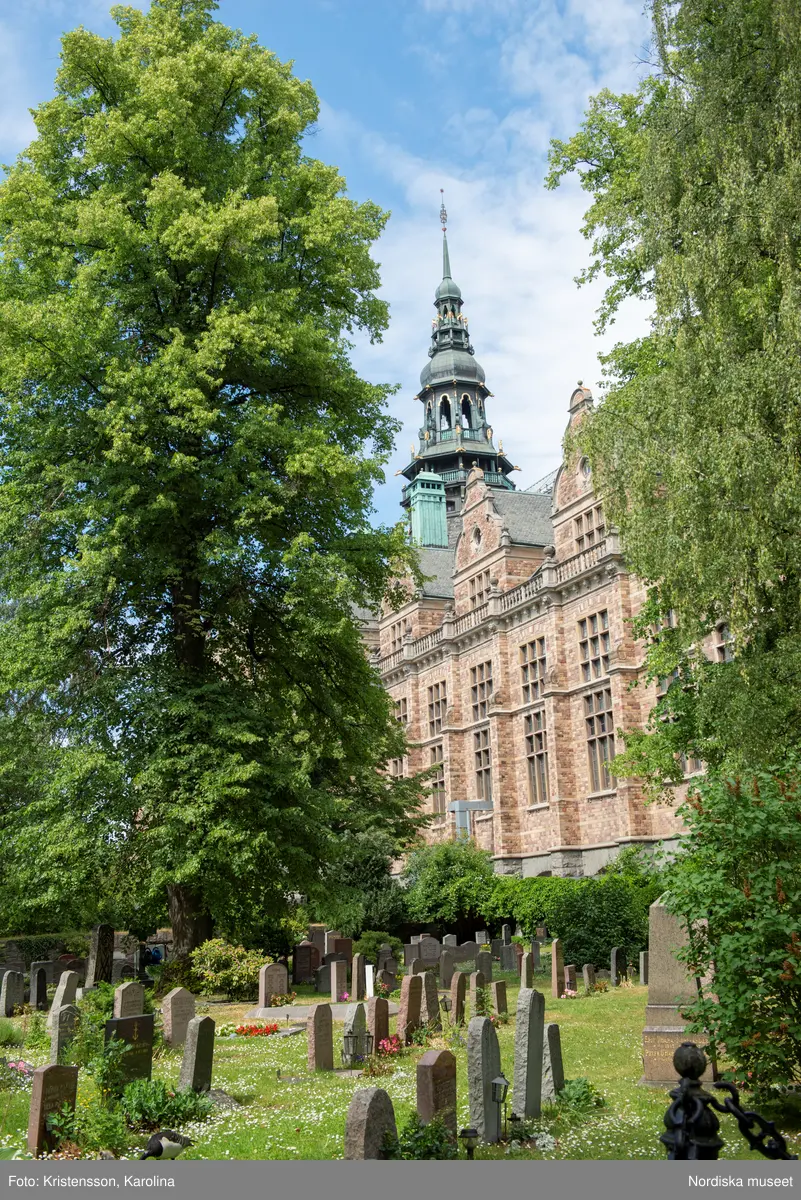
[547,0,801,785]
[0,0,423,949]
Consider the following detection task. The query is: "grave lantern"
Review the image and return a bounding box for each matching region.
[341,1030,374,1068]
[459,1127,479,1160]
[491,1073,510,1141]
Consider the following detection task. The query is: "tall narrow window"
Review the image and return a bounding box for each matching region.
[585,687,615,791]
[520,638,546,701]
[470,661,493,720]
[524,712,549,805]
[389,621,404,653]
[427,681,447,736]
[469,570,491,608]
[389,756,406,779]
[578,610,610,681]
[715,623,734,662]
[430,743,445,815]
[461,396,472,428]
[394,697,408,724]
[440,396,452,430]
[474,729,492,801]
[575,505,605,551]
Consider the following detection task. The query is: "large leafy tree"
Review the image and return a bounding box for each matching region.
[0,0,423,951]
[547,0,801,785]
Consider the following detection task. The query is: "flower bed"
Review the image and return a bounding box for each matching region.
[234,1023,280,1038]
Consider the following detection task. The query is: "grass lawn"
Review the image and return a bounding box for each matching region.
[2,970,798,1161]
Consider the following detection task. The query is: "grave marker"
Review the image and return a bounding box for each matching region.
[47,971,78,1030]
[420,971,441,1030]
[417,1049,457,1133]
[531,941,541,970]
[500,945,517,973]
[365,964,374,999]
[469,970,487,1016]
[611,947,627,986]
[491,980,507,1016]
[49,1004,79,1066]
[476,950,493,982]
[162,987,196,1047]
[512,988,544,1119]
[352,953,367,1001]
[583,964,597,991]
[307,1003,334,1071]
[551,938,565,999]
[342,1002,368,1066]
[397,974,422,1044]
[520,951,534,989]
[565,964,577,992]
[113,981,145,1019]
[259,962,288,1007]
[27,1065,79,1158]
[367,996,389,1052]
[501,924,512,945]
[450,971,466,1026]
[542,1023,565,1101]
[467,1016,502,1143]
[639,950,649,986]
[104,1013,155,1085]
[0,970,23,1017]
[442,934,457,948]
[179,1015,215,1092]
[344,1087,397,1160]
[331,959,348,1004]
[293,940,320,985]
[324,931,341,957]
[439,950,455,990]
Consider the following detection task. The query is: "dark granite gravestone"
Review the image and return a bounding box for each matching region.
[293,940,320,985]
[30,965,48,1011]
[104,1013,154,1085]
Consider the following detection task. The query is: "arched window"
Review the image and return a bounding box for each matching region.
[440,396,452,430]
[461,395,472,429]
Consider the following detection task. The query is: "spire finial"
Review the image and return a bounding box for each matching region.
[439,188,447,232]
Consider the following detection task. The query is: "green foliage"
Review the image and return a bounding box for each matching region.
[153,959,201,999]
[21,1012,48,1051]
[487,876,575,935]
[310,832,409,938]
[383,1113,458,1161]
[86,1037,133,1104]
[190,939,264,1001]
[71,1098,130,1157]
[0,936,66,964]
[352,931,403,965]
[547,0,801,780]
[558,1078,605,1111]
[0,1019,23,1048]
[45,1103,77,1148]
[0,0,424,943]
[664,759,801,1090]
[121,1078,212,1130]
[403,840,495,927]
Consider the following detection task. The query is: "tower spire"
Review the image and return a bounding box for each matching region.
[440,189,452,279]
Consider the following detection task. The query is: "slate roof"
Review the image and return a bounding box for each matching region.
[493,491,553,546]
[417,547,456,598]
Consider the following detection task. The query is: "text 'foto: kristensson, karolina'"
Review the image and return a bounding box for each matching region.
[688,1178,795,1188]
[8,1177,176,1189]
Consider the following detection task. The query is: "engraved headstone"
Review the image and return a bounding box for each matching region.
[259,962,289,1007]
[420,970,441,1030]
[0,970,23,1017]
[520,951,534,989]
[162,987,195,1047]
[308,925,326,957]
[418,936,441,963]
[565,964,577,992]
[611,947,627,986]
[531,940,541,970]
[417,1049,457,1133]
[500,945,517,973]
[324,931,342,957]
[179,1015,215,1092]
[410,958,425,976]
[104,1013,154,1085]
[30,962,51,1011]
[331,959,348,1004]
[491,938,503,959]
[344,1087,397,1160]
[397,973,422,1044]
[85,924,114,989]
[439,950,455,990]
[333,938,353,966]
[491,980,507,1016]
[467,1016,502,1142]
[551,938,565,999]
[501,924,512,946]
[27,1065,79,1158]
[49,1004,79,1066]
[475,930,489,946]
[476,950,493,982]
[541,1022,565,1101]
[442,934,457,948]
[469,970,487,1016]
[513,988,544,1119]
[583,964,597,991]
[351,953,367,1001]
[113,981,145,1019]
[293,940,320,985]
[307,1002,334,1071]
[367,996,389,1052]
[47,971,78,1030]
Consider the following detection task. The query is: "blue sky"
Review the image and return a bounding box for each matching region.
[0,0,653,525]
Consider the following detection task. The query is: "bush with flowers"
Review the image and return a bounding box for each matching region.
[377,1034,402,1057]
[268,992,297,1007]
[0,1059,33,1092]
[235,1023,280,1037]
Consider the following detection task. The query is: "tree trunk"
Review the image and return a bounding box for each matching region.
[167,883,214,961]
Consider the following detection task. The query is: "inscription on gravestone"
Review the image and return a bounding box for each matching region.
[104,1013,154,1085]
[27,1065,79,1158]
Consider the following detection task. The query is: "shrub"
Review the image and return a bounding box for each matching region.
[189,939,265,1001]
[153,959,199,999]
[86,1036,132,1103]
[71,1096,129,1156]
[0,1019,24,1048]
[402,840,495,927]
[384,1114,457,1160]
[352,931,403,965]
[558,1077,605,1110]
[121,1078,212,1130]
[665,759,801,1091]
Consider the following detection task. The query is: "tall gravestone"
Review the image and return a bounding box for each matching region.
[420,971,441,1030]
[30,963,50,1011]
[0,971,24,1017]
[113,981,145,1019]
[439,950,455,990]
[491,980,507,1016]
[333,938,353,966]
[641,895,714,1085]
[611,947,627,986]
[542,1022,565,1101]
[49,1004,79,1066]
[520,951,534,989]
[27,1065,79,1158]
[410,958,425,976]
[467,1016,502,1143]
[308,925,326,958]
[551,938,565,999]
[476,950,493,982]
[513,988,545,1119]
[259,962,288,1007]
[367,996,389,1052]
[85,924,114,990]
[639,950,650,986]
[442,934,457,948]
[324,931,341,957]
[331,959,348,1004]
[417,1049,457,1133]
[179,1015,215,1092]
[397,974,422,1044]
[307,1003,334,1071]
[162,987,196,1047]
[47,971,79,1030]
[344,1087,397,1160]
[293,940,320,985]
[500,945,518,973]
[469,970,487,1016]
[342,1002,368,1066]
[583,964,597,991]
[565,964,577,992]
[450,971,466,1026]
[501,924,512,945]
[531,940,541,970]
[365,964,374,999]
[351,953,367,1001]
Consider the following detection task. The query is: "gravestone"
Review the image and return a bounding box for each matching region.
[30,965,48,1012]
[105,1013,154,1084]
[410,935,421,944]
[85,923,114,990]
[515,943,524,973]
[439,950,455,990]
[520,951,534,989]
[344,1087,397,1160]
[367,996,389,1052]
[450,970,466,1026]
[583,964,597,991]
[476,950,493,982]
[27,1065,79,1158]
[418,936,441,964]
[162,987,195,1047]
[179,1015,215,1092]
[417,1048,457,1133]
[500,945,517,973]
[293,940,320,985]
[551,938,565,999]
[491,980,507,1016]
[641,895,714,1085]
[467,1016,502,1143]
[442,934,457,948]
[352,953,367,1001]
[420,971,441,1030]
[377,944,394,970]
[49,1004,79,1066]
[536,925,547,942]
[376,968,397,993]
[490,938,503,959]
[259,962,289,1007]
[315,963,331,994]
[309,925,326,958]
[397,973,422,1044]
[307,1002,334,1071]
[47,971,79,1030]
[501,924,512,945]
[512,988,544,1119]
[403,944,418,968]
[0,970,24,1017]
[410,958,425,976]
[113,981,145,1019]
[365,964,374,999]
[384,957,398,977]
[342,1002,368,1066]
[565,964,577,992]
[333,938,353,965]
[611,947,627,986]
[331,959,348,1004]
[469,970,487,1016]
[531,940,541,970]
[453,941,480,964]
[639,950,649,986]
[541,1022,565,1101]
[475,930,489,945]
[324,931,342,957]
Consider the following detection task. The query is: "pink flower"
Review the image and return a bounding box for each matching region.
[338,992,349,1002]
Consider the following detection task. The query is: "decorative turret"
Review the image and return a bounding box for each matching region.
[401,193,516,523]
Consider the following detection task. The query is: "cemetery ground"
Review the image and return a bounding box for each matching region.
[2,971,798,1162]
